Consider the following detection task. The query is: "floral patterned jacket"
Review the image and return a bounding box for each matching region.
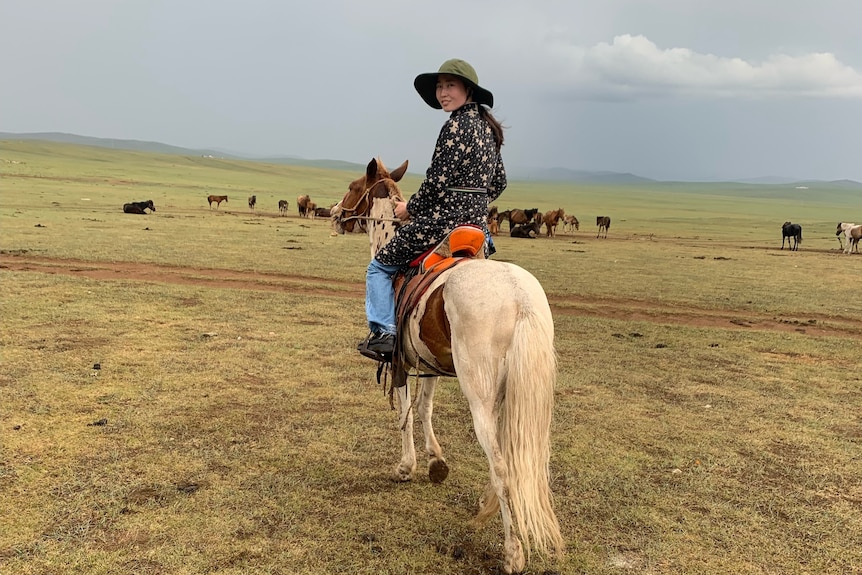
[376,103,507,266]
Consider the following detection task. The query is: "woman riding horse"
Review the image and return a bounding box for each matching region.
[358,59,507,361]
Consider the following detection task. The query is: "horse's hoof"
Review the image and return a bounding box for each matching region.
[391,466,414,483]
[429,459,449,483]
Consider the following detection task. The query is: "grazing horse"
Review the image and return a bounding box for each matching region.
[596,216,611,238]
[563,214,579,233]
[278,199,288,215]
[781,221,802,251]
[837,222,858,253]
[333,158,564,573]
[207,195,228,209]
[122,200,155,214]
[542,208,565,238]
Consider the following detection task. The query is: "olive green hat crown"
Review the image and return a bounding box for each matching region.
[413,58,494,109]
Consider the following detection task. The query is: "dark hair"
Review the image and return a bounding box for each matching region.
[478,106,505,153]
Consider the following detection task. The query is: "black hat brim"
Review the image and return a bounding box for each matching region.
[413,73,494,109]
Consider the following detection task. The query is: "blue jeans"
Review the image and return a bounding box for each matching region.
[366,258,401,335]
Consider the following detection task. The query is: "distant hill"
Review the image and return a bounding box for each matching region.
[255,156,366,172]
[0,131,239,159]
[513,166,656,184]
[2,131,860,187]
[0,132,367,173]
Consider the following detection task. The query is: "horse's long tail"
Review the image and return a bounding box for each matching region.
[477,306,564,559]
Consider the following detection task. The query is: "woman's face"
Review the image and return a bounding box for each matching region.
[436,74,470,112]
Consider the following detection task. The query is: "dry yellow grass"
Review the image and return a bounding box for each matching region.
[1,141,861,574]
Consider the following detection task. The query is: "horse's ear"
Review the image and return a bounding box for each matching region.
[390,160,409,182]
[366,158,379,181]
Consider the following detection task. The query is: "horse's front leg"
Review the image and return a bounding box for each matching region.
[393,380,417,482]
[415,376,448,483]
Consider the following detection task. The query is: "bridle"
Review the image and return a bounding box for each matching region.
[338,178,403,227]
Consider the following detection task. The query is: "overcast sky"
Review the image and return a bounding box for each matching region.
[2,0,861,181]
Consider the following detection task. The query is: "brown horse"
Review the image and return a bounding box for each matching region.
[542,208,565,237]
[297,194,312,217]
[596,216,611,238]
[497,209,511,230]
[508,208,540,231]
[207,195,228,209]
[487,205,499,235]
[248,195,256,211]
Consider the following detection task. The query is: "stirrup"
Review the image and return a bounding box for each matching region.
[357,335,392,363]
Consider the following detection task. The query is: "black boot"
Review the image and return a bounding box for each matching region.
[357,332,395,362]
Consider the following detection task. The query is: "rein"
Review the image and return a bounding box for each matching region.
[348,215,403,224]
[338,178,403,224]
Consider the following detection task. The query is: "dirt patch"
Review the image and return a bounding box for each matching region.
[3,253,861,340]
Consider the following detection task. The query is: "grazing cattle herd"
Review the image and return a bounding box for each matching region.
[118,192,855,255]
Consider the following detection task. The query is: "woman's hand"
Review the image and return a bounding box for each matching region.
[394,201,410,221]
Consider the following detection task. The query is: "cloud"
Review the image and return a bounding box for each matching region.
[547,34,862,100]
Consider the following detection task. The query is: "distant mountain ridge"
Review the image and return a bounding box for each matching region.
[2,131,860,187]
[513,166,656,184]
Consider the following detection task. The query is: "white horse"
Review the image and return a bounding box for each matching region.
[334,158,564,574]
[837,222,860,254]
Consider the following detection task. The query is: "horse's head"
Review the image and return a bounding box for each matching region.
[147,200,156,212]
[332,157,408,234]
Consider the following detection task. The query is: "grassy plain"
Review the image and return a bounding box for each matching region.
[1,140,861,574]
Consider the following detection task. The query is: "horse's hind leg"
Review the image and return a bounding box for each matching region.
[394,381,417,482]
[468,399,524,574]
[454,359,524,572]
[414,377,448,483]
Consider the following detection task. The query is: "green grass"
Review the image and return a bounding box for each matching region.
[1,140,861,574]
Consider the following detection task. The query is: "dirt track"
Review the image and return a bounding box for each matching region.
[3,253,861,340]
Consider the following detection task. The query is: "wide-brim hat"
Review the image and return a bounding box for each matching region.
[413,58,494,109]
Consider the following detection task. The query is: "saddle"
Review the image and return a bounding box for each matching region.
[388,225,487,387]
